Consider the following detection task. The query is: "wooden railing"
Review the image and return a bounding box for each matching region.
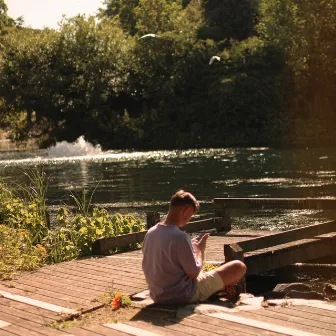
[220,198,336,279]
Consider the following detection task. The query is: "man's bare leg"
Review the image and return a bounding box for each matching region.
[214,260,246,287]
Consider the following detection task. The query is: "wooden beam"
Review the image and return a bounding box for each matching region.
[238,220,336,253]
[224,243,246,292]
[215,197,336,209]
[0,320,10,329]
[182,217,230,234]
[104,323,162,336]
[224,243,244,262]
[244,233,336,276]
[92,231,147,255]
[92,217,229,255]
[0,289,79,316]
[146,212,160,230]
[207,312,320,336]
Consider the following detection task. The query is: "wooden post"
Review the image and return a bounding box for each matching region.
[214,200,231,233]
[224,243,246,293]
[146,212,161,230]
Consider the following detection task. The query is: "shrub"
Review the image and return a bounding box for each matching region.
[0,225,46,280]
[0,169,145,277]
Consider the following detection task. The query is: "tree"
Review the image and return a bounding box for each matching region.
[198,0,259,42]
[0,16,137,148]
[99,0,139,35]
[0,0,8,33]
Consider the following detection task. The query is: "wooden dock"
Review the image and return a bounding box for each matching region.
[1,231,336,335]
[1,197,336,335]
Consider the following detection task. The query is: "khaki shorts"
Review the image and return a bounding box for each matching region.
[189,270,224,303]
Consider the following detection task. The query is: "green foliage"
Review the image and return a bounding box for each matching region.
[0,0,335,148]
[199,0,259,41]
[0,170,145,277]
[100,0,139,35]
[0,225,46,280]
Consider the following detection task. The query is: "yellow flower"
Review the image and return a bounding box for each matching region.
[19,230,27,237]
[36,244,47,255]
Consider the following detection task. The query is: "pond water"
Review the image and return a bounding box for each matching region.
[0,138,335,230]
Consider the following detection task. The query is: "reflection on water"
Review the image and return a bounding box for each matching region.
[0,143,335,230]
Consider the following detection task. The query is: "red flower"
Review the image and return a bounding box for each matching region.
[111,292,122,310]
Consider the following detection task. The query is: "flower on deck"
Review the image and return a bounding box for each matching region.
[111,292,122,310]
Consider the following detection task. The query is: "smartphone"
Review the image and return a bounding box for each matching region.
[196,233,207,241]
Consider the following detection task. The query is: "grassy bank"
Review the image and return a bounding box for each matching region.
[0,169,145,280]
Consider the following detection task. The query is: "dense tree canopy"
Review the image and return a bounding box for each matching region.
[0,0,335,148]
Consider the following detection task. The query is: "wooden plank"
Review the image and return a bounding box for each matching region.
[266,299,336,313]
[18,275,103,298]
[83,325,129,336]
[268,307,336,328]
[244,233,336,275]
[11,278,97,302]
[64,327,102,336]
[104,323,163,336]
[126,321,183,336]
[0,330,14,336]
[0,311,74,336]
[0,286,80,314]
[92,231,147,255]
[163,321,218,336]
[169,317,267,336]
[76,259,144,275]
[2,324,57,336]
[33,268,145,294]
[0,321,10,329]
[215,197,336,209]
[224,243,246,292]
[61,261,146,282]
[207,312,321,336]
[236,221,336,253]
[186,314,284,336]
[0,304,54,326]
[0,298,60,321]
[0,289,78,316]
[288,305,336,318]
[182,217,230,234]
[250,307,336,332]
[146,212,161,230]
[35,265,146,291]
[1,283,90,308]
[26,270,113,293]
[92,218,228,255]
[165,319,238,336]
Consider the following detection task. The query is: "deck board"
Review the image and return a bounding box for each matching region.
[234,309,336,336]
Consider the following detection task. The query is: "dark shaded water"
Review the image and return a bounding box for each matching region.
[0,144,335,230]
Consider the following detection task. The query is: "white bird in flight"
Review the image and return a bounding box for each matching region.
[209,56,221,65]
[139,34,161,40]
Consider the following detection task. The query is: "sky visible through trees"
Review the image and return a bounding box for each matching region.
[0,0,335,149]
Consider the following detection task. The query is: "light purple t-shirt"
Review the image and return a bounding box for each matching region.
[142,223,201,304]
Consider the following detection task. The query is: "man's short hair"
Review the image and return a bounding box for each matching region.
[169,190,200,212]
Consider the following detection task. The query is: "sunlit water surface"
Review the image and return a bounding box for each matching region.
[0,138,335,231]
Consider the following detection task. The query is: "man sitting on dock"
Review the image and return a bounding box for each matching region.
[142,190,246,304]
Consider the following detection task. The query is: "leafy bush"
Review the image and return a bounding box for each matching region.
[0,169,145,277]
[0,225,46,279]
[46,208,144,263]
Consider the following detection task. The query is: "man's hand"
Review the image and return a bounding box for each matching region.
[192,233,210,251]
[192,233,210,266]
